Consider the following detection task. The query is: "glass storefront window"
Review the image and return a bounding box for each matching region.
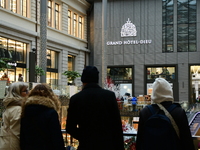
[0,37,27,64]
[47,49,58,69]
[190,65,200,104]
[16,67,26,82]
[46,72,58,87]
[16,42,26,63]
[106,67,133,98]
[68,55,75,71]
[147,66,175,81]
[0,37,27,83]
[107,67,132,81]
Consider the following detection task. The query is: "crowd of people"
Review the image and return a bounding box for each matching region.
[0,66,195,150]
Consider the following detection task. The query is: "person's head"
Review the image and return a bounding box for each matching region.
[151,78,174,104]
[3,73,7,77]
[125,93,130,97]
[19,74,22,77]
[81,66,99,84]
[6,82,28,98]
[28,83,60,112]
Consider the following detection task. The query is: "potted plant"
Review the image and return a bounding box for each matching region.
[62,70,81,85]
[27,65,45,82]
[0,58,11,72]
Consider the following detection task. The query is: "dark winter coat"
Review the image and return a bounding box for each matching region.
[20,96,65,150]
[66,83,124,150]
[136,101,195,150]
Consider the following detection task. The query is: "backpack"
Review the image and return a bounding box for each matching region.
[143,104,180,150]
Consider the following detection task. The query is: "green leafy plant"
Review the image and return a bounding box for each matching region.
[27,65,45,76]
[0,58,11,72]
[35,65,45,76]
[62,70,81,82]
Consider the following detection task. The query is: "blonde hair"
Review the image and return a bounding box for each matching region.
[5,82,28,98]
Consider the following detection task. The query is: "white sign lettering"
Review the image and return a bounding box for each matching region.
[8,62,17,66]
[107,40,152,46]
[107,18,152,46]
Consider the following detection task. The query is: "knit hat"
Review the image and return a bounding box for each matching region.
[125,93,130,97]
[151,78,174,104]
[81,66,99,83]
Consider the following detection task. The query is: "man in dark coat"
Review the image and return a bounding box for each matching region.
[66,66,124,150]
[136,78,195,150]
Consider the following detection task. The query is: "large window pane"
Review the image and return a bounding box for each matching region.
[21,0,27,17]
[73,13,77,37]
[162,0,174,53]
[55,3,59,29]
[16,42,24,63]
[47,49,58,69]
[10,0,17,13]
[0,0,6,8]
[177,24,188,34]
[107,67,132,81]
[68,10,71,34]
[48,0,52,26]
[178,43,188,52]
[147,66,175,81]
[177,0,196,52]
[68,55,75,71]
[79,16,83,39]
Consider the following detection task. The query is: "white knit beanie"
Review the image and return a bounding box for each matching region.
[151,78,174,104]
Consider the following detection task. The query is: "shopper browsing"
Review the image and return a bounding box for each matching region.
[20,83,65,150]
[0,82,28,150]
[66,66,124,150]
[136,78,195,150]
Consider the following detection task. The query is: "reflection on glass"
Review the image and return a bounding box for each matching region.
[68,10,71,34]
[46,72,58,87]
[16,67,26,82]
[68,55,75,71]
[47,49,58,69]
[147,67,175,81]
[107,67,132,80]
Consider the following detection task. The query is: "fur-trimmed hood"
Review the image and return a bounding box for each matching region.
[21,96,61,118]
[23,96,58,111]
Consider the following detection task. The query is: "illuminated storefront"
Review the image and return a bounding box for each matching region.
[0,36,27,83]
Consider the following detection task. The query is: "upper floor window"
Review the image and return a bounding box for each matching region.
[68,9,84,39]
[48,0,52,26]
[162,0,174,52]
[177,0,196,52]
[21,0,27,17]
[0,36,27,64]
[162,0,197,52]
[68,10,71,34]
[55,3,59,29]
[10,0,17,13]
[0,0,6,8]
[73,13,77,37]
[79,16,83,39]
[47,0,60,30]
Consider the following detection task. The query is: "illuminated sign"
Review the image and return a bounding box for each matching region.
[107,18,152,46]
[8,62,17,66]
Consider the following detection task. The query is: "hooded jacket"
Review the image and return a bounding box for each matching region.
[0,97,24,150]
[20,96,65,150]
[136,78,195,150]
